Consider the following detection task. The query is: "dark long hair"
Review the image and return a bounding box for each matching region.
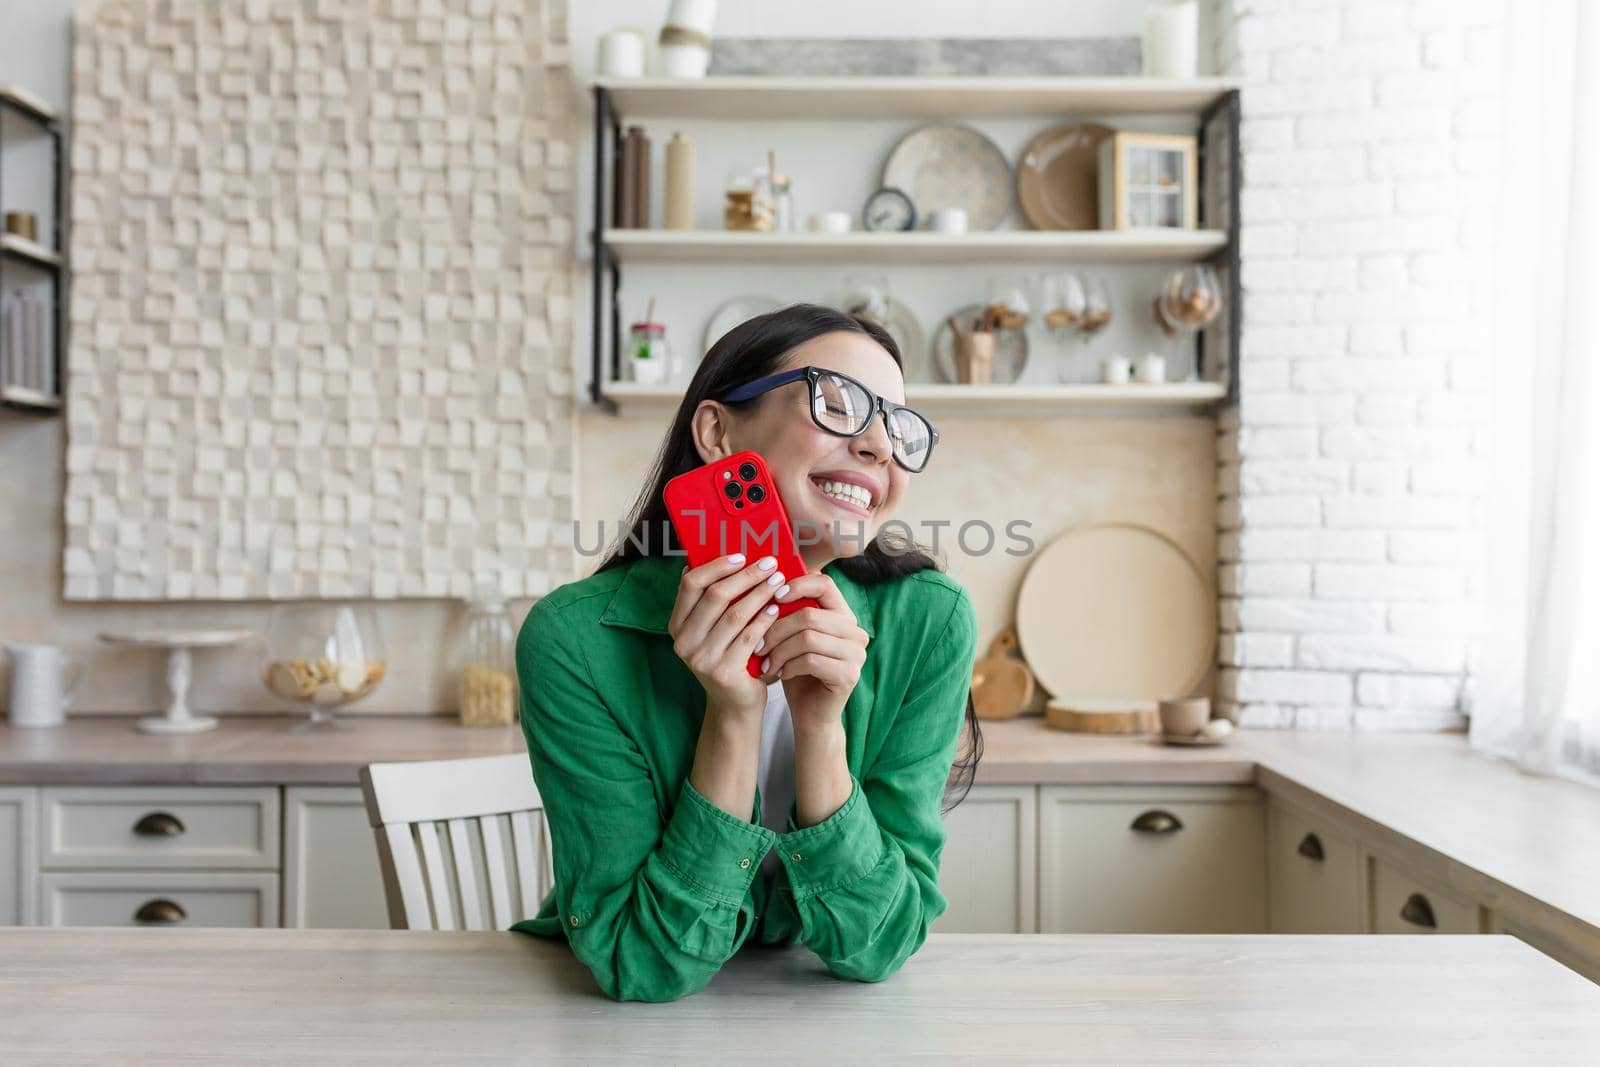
[595,303,982,812]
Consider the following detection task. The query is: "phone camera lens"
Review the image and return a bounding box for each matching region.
[724,480,743,500]
[745,484,766,504]
[737,462,758,481]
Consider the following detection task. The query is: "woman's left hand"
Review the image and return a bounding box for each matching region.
[757,572,869,732]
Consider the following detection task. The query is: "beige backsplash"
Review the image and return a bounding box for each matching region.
[1,409,1215,716]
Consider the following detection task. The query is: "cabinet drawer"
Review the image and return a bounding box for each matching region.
[936,784,1037,934]
[1266,796,1363,933]
[1369,855,1481,934]
[1039,785,1266,934]
[39,871,280,928]
[1,787,39,925]
[40,787,280,870]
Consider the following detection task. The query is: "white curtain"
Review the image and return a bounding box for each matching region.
[1473,0,1600,779]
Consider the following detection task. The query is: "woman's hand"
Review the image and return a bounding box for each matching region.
[667,553,787,721]
[758,572,869,734]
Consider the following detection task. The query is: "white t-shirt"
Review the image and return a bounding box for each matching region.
[756,679,795,880]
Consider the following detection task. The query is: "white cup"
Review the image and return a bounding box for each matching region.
[1137,352,1168,383]
[809,210,852,234]
[1101,355,1133,385]
[6,643,81,728]
[597,29,646,79]
[929,208,968,233]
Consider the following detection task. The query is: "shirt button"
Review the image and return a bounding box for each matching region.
[739,857,751,869]
[790,852,803,862]
[569,915,580,927]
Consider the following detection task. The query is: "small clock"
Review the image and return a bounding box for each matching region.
[862,186,916,232]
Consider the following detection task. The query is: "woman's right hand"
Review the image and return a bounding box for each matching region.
[667,553,788,719]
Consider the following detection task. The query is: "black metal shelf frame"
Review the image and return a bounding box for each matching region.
[587,85,1243,412]
[0,93,68,414]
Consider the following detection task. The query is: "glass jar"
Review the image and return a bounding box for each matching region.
[456,596,517,727]
[627,321,672,385]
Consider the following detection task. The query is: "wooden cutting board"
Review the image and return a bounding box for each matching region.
[1045,699,1160,734]
[1015,522,1213,707]
[971,626,1034,720]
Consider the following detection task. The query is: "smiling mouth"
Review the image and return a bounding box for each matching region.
[810,476,875,517]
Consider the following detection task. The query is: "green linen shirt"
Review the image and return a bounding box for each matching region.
[510,552,978,1002]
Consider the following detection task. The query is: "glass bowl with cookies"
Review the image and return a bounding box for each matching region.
[262,605,386,730]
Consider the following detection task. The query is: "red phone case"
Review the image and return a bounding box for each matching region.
[663,450,821,678]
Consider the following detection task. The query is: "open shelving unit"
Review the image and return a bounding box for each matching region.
[588,75,1242,415]
[0,85,67,414]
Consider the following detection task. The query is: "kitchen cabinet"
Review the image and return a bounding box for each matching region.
[1038,785,1266,933]
[0,787,37,924]
[283,787,388,929]
[936,784,1037,933]
[1266,795,1363,933]
[39,786,278,869]
[39,871,278,928]
[1368,854,1482,935]
[35,786,282,930]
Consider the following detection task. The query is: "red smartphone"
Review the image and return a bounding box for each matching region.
[663,450,821,678]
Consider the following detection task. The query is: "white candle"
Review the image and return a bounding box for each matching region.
[1143,0,1198,79]
[597,29,645,79]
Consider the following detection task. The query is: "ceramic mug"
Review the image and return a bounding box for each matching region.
[1137,352,1168,383]
[1159,697,1210,737]
[1101,354,1133,385]
[929,208,968,234]
[809,210,852,234]
[5,643,82,728]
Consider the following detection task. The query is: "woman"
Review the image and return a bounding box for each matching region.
[512,303,982,1002]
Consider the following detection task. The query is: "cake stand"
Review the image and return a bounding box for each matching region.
[97,628,255,734]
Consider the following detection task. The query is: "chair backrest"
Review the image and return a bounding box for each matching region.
[358,753,553,931]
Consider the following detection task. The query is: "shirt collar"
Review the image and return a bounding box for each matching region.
[598,554,877,639]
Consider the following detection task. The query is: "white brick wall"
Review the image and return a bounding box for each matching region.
[1214,0,1496,730]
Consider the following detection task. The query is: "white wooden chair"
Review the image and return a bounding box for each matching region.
[358,754,554,931]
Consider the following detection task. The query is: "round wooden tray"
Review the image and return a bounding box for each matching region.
[1016,522,1213,707]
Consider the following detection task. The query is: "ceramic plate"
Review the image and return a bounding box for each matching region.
[703,295,785,356]
[931,302,1030,384]
[850,298,926,383]
[1016,122,1116,231]
[883,124,1013,231]
[1159,732,1227,747]
[1015,522,1213,705]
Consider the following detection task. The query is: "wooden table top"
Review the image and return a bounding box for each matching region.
[5,929,1598,1064]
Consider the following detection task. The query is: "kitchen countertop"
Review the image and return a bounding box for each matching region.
[6,928,1598,1063]
[2,716,1597,949]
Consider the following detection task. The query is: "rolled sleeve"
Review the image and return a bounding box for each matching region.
[658,777,778,905]
[774,777,887,901]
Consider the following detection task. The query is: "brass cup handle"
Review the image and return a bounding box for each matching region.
[134,811,186,837]
[1296,832,1325,862]
[134,898,188,924]
[1399,892,1437,929]
[1130,809,1183,835]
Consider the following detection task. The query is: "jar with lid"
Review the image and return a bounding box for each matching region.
[627,321,673,384]
[455,596,518,727]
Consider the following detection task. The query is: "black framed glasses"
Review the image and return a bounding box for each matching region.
[716,365,940,473]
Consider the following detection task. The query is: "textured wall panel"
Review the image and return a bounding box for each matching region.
[64,0,575,600]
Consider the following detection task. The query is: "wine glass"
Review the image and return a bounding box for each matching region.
[984,274,1031,333]
[262,604,386,730]
[839,274,892,324]
[1077,275,1113,345]
[1153,265,1223,379]
[1040,271,1087,342]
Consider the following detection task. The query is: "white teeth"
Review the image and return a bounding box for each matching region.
[816,478,873,510]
